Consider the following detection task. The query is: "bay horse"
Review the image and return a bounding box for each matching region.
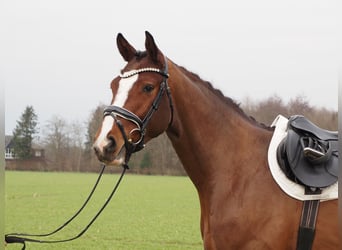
[93,31,338,249]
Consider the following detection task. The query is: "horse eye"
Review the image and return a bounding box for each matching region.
[143,84,154,93]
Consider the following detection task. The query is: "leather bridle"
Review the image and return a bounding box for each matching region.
[103,56,173,167]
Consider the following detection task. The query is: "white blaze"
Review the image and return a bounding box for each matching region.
[113,73,138,107]
[94,72,138,152]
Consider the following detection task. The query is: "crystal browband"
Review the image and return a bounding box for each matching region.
[120,68,169,78]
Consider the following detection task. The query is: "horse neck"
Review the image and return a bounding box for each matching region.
[166,62,272,191]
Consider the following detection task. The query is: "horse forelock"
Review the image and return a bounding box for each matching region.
[121,51,162,74]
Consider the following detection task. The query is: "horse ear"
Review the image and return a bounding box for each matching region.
[145,31,164,66]
[116,33,137,62]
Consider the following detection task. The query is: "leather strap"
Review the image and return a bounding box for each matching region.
[296,200,320,250]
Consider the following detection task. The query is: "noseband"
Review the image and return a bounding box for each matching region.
[103,56,173,166]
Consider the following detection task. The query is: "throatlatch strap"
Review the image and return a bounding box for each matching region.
[296,200,320,250]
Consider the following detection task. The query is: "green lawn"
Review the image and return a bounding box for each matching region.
[5,171,202,250]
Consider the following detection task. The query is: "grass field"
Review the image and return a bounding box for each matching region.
[5,171,202,250]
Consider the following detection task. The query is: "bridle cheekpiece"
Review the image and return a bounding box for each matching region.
[103,56,173,168]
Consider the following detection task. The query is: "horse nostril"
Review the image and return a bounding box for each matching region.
[93,146,100,156]
[105,135,117,153]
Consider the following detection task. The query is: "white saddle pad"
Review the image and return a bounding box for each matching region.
[267,115,338,202]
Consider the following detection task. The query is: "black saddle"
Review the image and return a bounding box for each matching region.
[277,115,338,188]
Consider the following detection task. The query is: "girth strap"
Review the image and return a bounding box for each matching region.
[296,200,320,250]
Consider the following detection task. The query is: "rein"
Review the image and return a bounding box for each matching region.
[5,164,127,250]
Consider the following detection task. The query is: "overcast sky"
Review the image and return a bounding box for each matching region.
[2,0,338,135]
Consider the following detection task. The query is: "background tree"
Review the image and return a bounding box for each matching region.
[140,152,152,168]
[68,121,85,172]
[84,105,105,171]
[12,106,38,159]
[242,94,337,130]
[42,116,70,171]
[41,116,86,171]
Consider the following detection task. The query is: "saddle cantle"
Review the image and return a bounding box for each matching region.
[277,115,338,189]
[289,115,338,141]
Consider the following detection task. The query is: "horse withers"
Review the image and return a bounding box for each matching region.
[93,31,339,249]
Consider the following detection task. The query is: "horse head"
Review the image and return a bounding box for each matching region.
[93,31,173,166]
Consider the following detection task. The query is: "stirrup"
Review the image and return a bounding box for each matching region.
[300,137,332,164]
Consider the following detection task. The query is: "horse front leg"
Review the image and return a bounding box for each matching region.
[200,211,217,250]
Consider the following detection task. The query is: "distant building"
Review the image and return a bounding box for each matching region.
[5,135,47,171]
[5,135,15,159]
[5,135,45,159]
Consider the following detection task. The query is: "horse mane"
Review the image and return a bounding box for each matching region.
[176,65,272,130]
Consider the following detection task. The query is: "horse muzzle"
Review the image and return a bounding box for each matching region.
[93,136,126,166]
[93,106,146,167]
